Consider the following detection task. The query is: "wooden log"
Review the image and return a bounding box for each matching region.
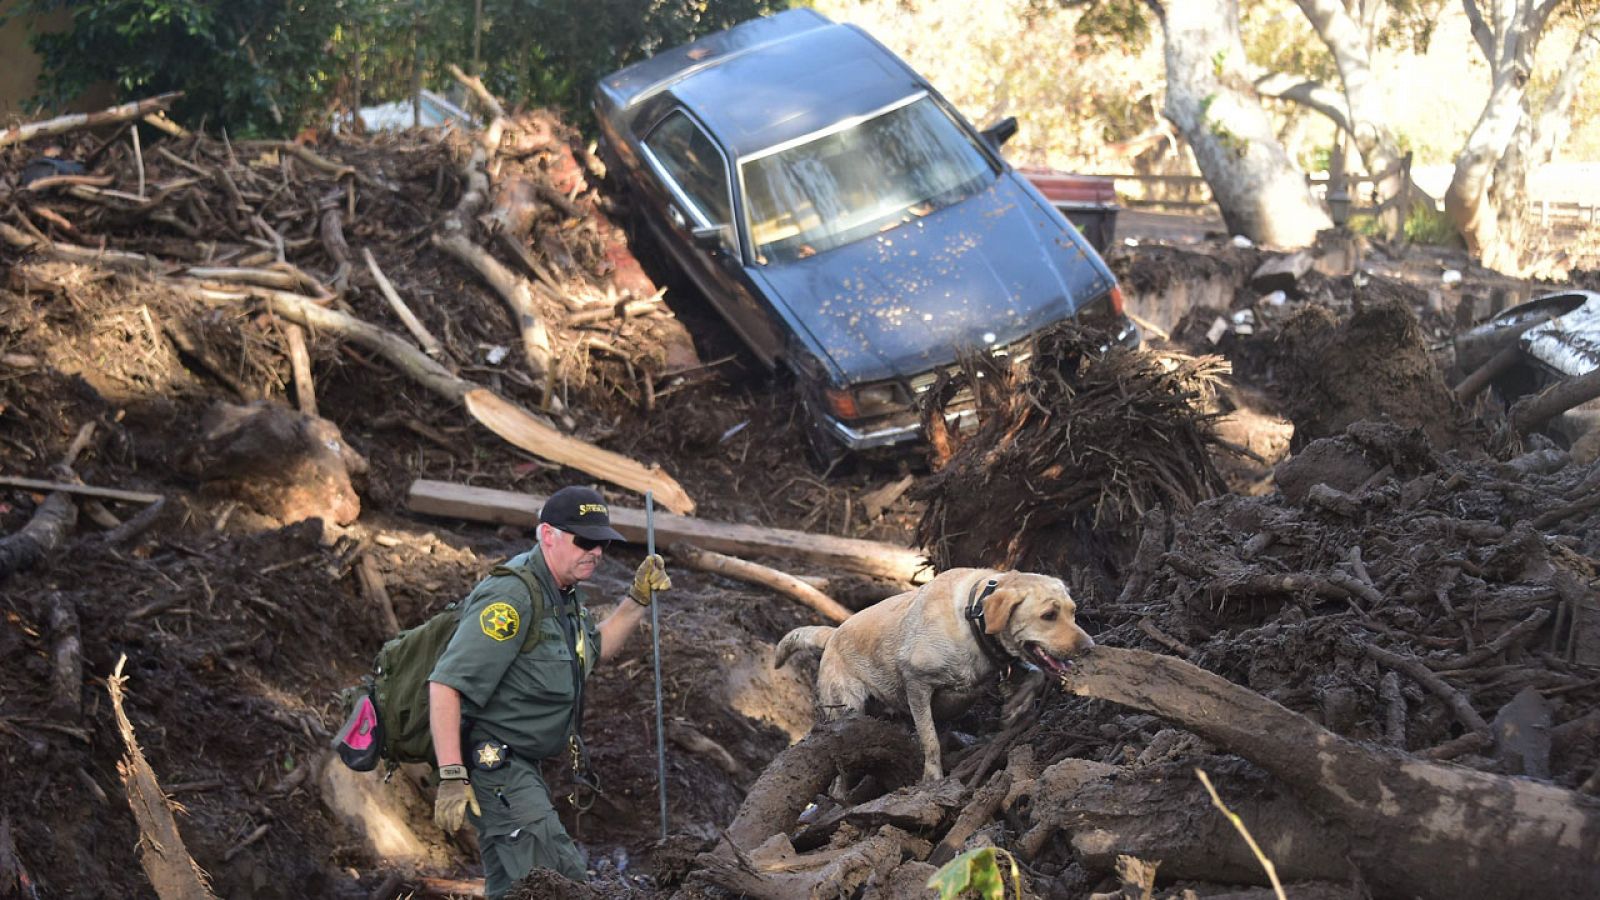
[0,476,163,505]
[169,280,690,511]
[0,221,161,272]
[362,249,443,358]
[320,208,353,293]
[432,231,552,382]
[1363,642,1490,734]
[46,592,82,721]
[927,770,1009,866]
[1453,344,1522,403]
[721,717,918,853]
[0,92,181,148]
[1020,757,1349,884]
[1058,647,1600,900]
[408,479,925,583]
[285,324,318,417]
[92,496,167,547]
[107,656,217,899]
[670,542,854,623]
[356,552,401,637]
[1511,365,1600,435]
[0,491,78,580]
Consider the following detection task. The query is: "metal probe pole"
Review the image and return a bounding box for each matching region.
[646,491,668,840]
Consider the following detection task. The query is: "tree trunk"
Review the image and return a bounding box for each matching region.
[1156,0,1331,247]
[1060,648,1600,900]
[1443,0,1567,271]
[1293,0,1419,232]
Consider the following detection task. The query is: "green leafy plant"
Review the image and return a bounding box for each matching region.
[927,846,1023,900]
[1403,199,1459,246]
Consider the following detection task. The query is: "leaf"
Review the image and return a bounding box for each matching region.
[926,846,1012,900]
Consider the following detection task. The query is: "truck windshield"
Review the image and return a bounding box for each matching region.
[741,95,997,265]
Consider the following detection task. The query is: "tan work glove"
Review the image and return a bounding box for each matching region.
[628,554,672,607]
[433,764,480,832]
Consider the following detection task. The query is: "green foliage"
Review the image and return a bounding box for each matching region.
[1241,1,1336,82]
[1070,0,1148,52]
[1402,199,1459,245]
[15,0,790,137]
[926,846,1023,900]
[19,0,353,136]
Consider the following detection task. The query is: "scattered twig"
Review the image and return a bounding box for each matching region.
[1194,768,1288,900]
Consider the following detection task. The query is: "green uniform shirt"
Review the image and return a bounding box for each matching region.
[429,547,602,761]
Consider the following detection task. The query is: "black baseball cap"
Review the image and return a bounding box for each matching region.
[538,486,625,542]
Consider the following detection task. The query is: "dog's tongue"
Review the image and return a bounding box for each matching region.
[1028,644,1073,676]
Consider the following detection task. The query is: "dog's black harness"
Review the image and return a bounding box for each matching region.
[963,577,1014,679]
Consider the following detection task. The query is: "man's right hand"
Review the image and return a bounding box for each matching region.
[434,764,481,832]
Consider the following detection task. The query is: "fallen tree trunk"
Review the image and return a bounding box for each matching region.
[432,232,552,384]
[1020,756,1349,884]
[1059,647,1600,899]
[165,280,695,514]
[670,543,854,623]
[1511,365,1600,435]
[0,92,181,148]
[409,480,923,582]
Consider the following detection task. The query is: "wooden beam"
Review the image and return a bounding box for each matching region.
[0,476,163,505]
[407,479,928,584]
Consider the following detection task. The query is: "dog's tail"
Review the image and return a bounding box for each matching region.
[773,625,835,669]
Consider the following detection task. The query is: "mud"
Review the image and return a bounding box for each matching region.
[2,113,1596,900]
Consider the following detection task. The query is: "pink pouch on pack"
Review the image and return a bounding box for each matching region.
[333,691,383,772]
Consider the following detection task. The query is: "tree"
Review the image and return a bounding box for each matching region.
[1446,1,1600,271]
[1247,0,1600,273]
[14,0,355,135]
[1256,0,1428,234]
[11,0,788,137]
[1147,0,1333,246]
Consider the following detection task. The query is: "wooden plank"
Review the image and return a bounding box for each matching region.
[0,476,162,505]
[407,479,929,584]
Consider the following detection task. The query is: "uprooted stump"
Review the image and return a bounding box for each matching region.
[1059,647,1600,900]
[183,401,368,526]
[915,323,1232,596]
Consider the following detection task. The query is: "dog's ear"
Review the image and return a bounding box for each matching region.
[982,586,1024,635]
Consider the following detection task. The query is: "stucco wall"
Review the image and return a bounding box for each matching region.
[0,2,108,122]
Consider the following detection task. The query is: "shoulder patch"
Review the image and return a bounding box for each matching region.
[479,602,521,641]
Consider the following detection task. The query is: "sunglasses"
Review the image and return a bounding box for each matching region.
[569,532,611,552]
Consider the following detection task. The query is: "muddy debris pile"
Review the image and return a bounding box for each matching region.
[681,420,1600,899]
[914,323,1234,599]
[1,87,801,900]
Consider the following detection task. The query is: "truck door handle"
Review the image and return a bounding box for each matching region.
[668,205,687,229]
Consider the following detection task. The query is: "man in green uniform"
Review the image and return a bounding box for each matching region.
[426,485,670,894]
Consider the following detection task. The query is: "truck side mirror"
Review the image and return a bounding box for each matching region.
[981,116,1018,149]
[692,223,733,253]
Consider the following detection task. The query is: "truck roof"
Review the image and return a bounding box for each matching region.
[596,9,924,161]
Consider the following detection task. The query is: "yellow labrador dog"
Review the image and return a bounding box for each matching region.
[775,568,1093,781]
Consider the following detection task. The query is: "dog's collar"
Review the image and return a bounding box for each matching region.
[964,577,1014,678]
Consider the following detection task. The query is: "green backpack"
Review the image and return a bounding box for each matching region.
[334,565,546,771]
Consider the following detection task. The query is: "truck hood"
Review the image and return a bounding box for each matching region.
[752,175,1115,384]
